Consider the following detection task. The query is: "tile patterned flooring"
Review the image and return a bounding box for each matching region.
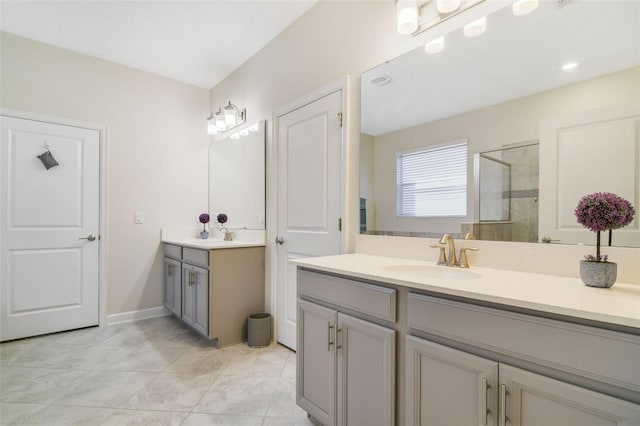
[0,316,314,425]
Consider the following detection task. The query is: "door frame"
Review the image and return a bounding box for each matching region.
[267,76,351,341]
[0,108,108,328]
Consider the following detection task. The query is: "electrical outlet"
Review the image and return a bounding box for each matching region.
[134,211,144,224]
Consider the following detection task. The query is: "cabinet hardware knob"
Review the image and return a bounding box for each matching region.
[328,322,334,351]
[336,328,342,350]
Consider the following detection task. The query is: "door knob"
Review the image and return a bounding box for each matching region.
[79,234,97,241]
[275,237,285,245]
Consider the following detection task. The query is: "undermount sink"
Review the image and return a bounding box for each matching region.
[382,264,482,280]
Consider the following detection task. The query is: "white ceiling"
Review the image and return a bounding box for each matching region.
[362,0,640,136]
[0,0,318,89]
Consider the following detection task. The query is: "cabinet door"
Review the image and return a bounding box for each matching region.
[192,265,209,337]
[501,365,640,426]
[297,299,337,426]
[406,336,498,426]
[182,265,196,328]
[163,258,181,316]
[337,313,395,426]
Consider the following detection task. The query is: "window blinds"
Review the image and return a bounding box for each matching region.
[396,141,467,217]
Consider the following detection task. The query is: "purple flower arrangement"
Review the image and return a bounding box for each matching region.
[199,213,210,231]
[575,192,635,262]
[217,213,228,224]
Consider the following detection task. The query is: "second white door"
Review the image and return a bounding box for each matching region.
[276,90,343,350]
[0,115,100,341]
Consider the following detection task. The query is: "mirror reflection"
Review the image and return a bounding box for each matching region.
[360,0,639,246]
[209,120,265,230]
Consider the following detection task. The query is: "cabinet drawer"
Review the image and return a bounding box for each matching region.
[183,247,209,268]
[163,243,182,260]
[407,293,640,394]
[298,269,396,322]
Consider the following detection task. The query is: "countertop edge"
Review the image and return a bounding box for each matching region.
[292,254,640,331]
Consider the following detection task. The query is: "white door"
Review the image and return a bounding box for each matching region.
[0,116,100,341]
[276,90,343,350]
[539,104,640,246]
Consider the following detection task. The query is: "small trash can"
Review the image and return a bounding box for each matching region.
[248,313,271,348]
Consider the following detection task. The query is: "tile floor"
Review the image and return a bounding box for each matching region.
[0,316,314,425]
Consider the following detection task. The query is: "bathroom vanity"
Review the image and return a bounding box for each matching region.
[294,254,640,426]
[162,239,265,347]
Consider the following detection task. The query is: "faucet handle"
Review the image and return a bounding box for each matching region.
[430,244,448,265]
[457,247,479,268]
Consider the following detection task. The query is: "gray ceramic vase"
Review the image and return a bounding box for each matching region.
[200,230,209,240]
[579,260,617,288]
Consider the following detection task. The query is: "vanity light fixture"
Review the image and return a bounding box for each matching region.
[463,16,486,37]
[512,0,538,16]
[239,128,249,136]
[397,0,419,35]
[206,101,246,135]
[396,0,486,37]
[562,61,579,71]
[424,36,445,54]
[230,133,240,140]
[248,123,259,132]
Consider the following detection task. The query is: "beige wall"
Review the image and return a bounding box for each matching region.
[371,67,640,234]
[1,32,210,316]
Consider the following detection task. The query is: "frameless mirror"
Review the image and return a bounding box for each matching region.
[360,0,639,246]
[209,120,265,230]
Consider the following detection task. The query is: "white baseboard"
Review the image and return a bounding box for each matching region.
[106,306,169,325]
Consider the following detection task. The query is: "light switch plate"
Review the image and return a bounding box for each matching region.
[134,211,144,224]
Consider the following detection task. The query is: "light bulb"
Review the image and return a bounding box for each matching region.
[437,0,461,14]
[207,118,218,135]
[239,128,249,136]
[397,0,418,35]
[512,0,538,16]
[464,17,486,37]
[223,103,237,127]
[230,133,240,140]
[215,110,226,131]
[248,123,259,132]
[424,36,445,54]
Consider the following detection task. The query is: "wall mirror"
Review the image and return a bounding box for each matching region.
[209,120,265,230]
[360,0,639,246]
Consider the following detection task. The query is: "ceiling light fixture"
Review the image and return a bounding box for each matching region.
[397,0,419,35]
[463,16,487,37]
[206,101,246,135]
[512,0,539,16]
[424,36,445,54]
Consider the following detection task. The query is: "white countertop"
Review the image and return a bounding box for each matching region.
[162,237,265,250]
[292,253,640,329]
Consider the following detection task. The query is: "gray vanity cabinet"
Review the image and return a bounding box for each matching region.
[406,336,498,426]
[407,294,640,426]
[181,264,208,337]
[297,299,337,426]
[163,243,265,347]
[163,257,181,316]
[297,269,397,426]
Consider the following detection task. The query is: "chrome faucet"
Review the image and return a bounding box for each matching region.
[220,226,233,241]
[439,234,457,267]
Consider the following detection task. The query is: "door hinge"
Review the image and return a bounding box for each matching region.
[337,112,343,128]
[338,217,342,232]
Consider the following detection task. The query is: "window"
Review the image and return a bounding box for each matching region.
[396,140,468,217]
